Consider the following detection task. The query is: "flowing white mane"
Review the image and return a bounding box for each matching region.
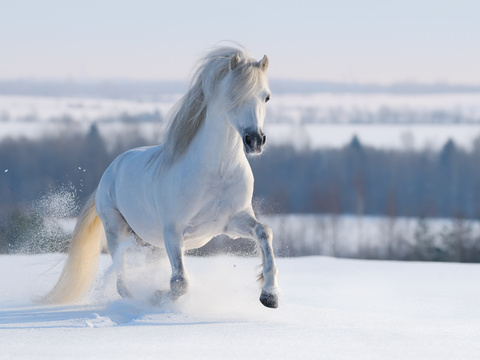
[163,45,265,164]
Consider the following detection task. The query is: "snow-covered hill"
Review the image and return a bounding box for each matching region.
[2,93,480,150]
[1,254,479,359]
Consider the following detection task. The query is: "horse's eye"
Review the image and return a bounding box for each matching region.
[265,95,270,103]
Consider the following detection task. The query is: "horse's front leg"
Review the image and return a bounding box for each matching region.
[225,211,279,308]
[163,225,188,299]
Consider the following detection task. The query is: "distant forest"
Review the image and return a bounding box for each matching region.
[254,135,480,219]
[2,123,480,219]
[1,124,480,257]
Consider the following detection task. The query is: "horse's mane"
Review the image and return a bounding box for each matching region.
[162,45,264,165]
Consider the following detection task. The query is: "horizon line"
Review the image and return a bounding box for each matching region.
[0,78,480,96]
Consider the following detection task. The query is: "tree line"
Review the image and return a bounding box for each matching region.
[1,124,480,258]
[252,136,480,219]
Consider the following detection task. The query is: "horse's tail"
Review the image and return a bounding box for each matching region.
[40,192,105,304]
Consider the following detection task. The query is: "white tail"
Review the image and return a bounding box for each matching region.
[41,193,105,304]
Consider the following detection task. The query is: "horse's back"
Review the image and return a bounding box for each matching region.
[97,145,163,198]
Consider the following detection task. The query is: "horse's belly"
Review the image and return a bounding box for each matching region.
[125,216,165,248]
[183,236,213,251]
[130,221,218,251]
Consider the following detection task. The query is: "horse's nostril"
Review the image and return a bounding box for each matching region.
[262,134,267,145]
[244,134,252,146]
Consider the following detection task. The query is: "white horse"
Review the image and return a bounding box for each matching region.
[43,46,279,308]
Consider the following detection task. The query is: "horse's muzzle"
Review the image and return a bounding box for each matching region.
[243,129,266,155]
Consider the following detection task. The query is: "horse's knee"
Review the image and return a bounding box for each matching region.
[170,274,188,298]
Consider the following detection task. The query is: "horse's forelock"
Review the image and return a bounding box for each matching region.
[227,61,264,109]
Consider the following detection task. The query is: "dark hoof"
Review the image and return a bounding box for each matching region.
[260,291,278,309]
[170,274,188,298]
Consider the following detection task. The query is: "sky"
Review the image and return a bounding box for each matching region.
[0,0,479,84]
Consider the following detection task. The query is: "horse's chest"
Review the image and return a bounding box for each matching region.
[199,176,249,221]
[182,174,251,248]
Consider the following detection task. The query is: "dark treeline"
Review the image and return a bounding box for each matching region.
[253,136,480,220]
[2,125,480,219]
[2,124,480,255]
[0,125,147,219]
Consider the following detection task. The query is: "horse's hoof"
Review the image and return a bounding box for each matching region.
[260,291,278,309]
[170,274,188,298]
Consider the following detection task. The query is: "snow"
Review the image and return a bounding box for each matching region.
[265,123,480,151]
[2,93,480,151]
[269,92,480,118]
[4,93,480,123]
[0,95,178,122]
[1,253,480,359]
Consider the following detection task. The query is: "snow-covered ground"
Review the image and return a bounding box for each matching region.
[264,122,480,151]
[2,93,480,151]
[0,95,177,122]
[3,93,480,124]
[1,253,479,359]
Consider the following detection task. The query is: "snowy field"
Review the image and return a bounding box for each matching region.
[1,253,480,359]
[2,93,480,150]
[265,122,480,151]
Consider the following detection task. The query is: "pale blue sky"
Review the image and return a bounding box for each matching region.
[1,0,479,83]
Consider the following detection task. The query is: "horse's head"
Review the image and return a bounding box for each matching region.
[163,46,272,164]
[221,53,271,155]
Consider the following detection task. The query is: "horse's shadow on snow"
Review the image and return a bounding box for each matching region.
[0,299,247,329]
[0,306,99,329]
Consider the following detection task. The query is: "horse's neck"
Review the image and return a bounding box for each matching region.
[188,107,246,173]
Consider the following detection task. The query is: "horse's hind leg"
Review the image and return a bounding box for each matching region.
[114,242,134,299]
[98,206,134,299]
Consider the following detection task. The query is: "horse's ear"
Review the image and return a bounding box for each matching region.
[258,55,269,72]
[229,53,241,71]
